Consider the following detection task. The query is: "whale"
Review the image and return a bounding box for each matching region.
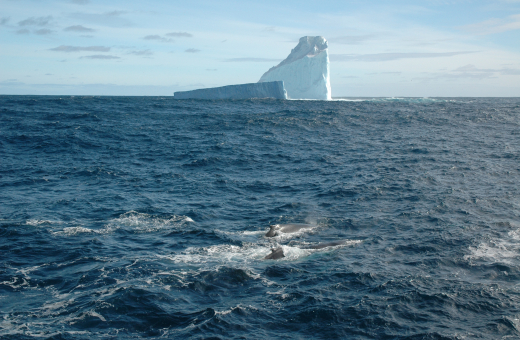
[301,240,348,249]
[265,223,314,237]
[264,247,285,260]
[263,240,349,260]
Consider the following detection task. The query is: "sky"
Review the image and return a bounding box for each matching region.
[1,0,520,97]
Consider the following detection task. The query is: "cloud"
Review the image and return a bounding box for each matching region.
[330,51,476,62]
[69,11,132,27]
[50,45,110,52]
[143,34,161,40]
[329,35,375,45]
[71,0,89,4]
[0,82,189,96]
[452,64,520,77]
[18,16,52,27]
[224,57,281,62]
[414,64,520,81]
[106,10,127,16]
[64,25,95,32]
[185,48,200,53]
[0,79,24,86]
[366,71,402,75]
[14,27,54,35]
[501,68,520,75]
[461,14,520,35]
[128,49,153,56]
[0,17,9,25]
[143,35,173,42]
[165,31,193,37]
[80,55,120,59]
[34,29,54,35]
[206,69,217,71]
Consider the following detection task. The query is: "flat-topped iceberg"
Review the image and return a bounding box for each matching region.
[173,81,287,100]
[259,36,331,100]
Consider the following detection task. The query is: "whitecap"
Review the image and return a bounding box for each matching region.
[25,219,59,226]
[88,311,106,322]
[53,226,101,236]
[465,237,520,265]
[106,211,194,233]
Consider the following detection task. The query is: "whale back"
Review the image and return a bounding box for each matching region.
[265,225,278,237]
[304,240,347,250]
[264,247,284,260]
[279,223,313,233]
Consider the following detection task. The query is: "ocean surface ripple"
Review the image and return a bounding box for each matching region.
[1,96,520,339]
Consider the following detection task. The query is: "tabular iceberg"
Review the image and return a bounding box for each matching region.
[259,36,331,100]
[173,81,287,100]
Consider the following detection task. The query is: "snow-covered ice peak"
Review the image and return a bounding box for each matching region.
[258,36,331,100]
[276,36,328,68]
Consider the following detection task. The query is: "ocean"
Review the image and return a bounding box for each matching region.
[1,96,519,339]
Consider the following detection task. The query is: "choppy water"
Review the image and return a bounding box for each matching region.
[1,96,520,339]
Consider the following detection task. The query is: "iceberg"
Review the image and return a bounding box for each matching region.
[258,36,331,100]
[173,81,286,100]
[173,36,331,100]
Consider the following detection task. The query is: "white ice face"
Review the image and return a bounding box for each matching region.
[258,36,331,100]
[174,81,287,100]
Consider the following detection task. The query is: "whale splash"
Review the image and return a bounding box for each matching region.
[174,36,331,100]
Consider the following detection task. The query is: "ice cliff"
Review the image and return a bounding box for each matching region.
[173,81,286,100]
[259,36,331,100]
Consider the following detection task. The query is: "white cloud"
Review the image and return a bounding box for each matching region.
[50,45,111,52]
[461,13,520,35]
[143,35,173,43]
[330,51,476,62]
[224,57,281,62]
[165,32,193,37]
[18,16,52,27]
[413,64,520,81]
[69,11,133,27]
[329,35,376,45]
[80,55,120,59]
[34,29,54,35]
[128,49,153,56]
[64,25,95,32]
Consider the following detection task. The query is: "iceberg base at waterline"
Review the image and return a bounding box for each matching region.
[173,81,287,100]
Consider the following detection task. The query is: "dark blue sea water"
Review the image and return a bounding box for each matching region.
[1,96,520,339]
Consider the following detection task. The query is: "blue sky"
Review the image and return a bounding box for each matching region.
[1,0,519,96]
